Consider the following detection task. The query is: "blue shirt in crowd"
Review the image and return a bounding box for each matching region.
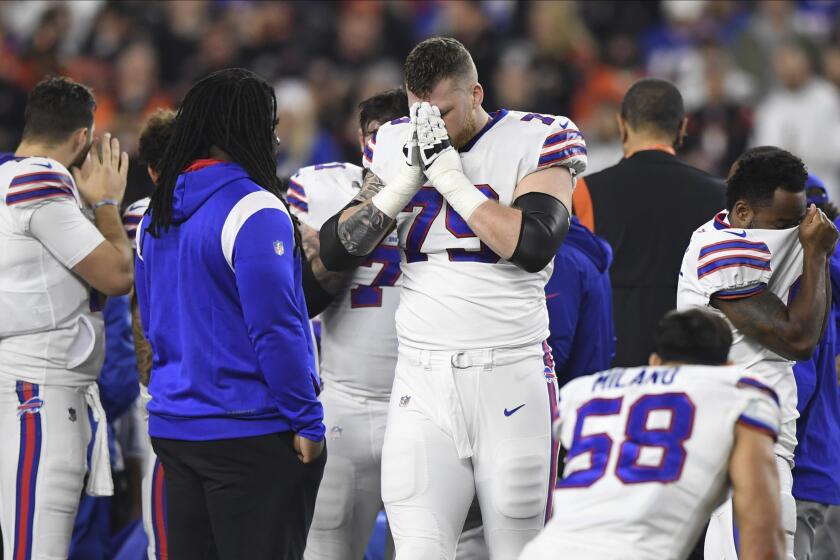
[545,217,616,387]
[135,161,324,442]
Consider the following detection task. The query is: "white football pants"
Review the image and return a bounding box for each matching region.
[381,342,559,560]
[305,383,390,559]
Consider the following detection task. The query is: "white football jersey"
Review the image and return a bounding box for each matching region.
[677,210,803,461]
[550,364,781,559]
[288,162,400,397]
[367,110,587,350]
[123,196,150,250]
[0,155,105,385]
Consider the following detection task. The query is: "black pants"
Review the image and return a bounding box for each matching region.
[152,432,326,560]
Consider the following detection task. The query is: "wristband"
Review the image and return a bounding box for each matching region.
[91,199,119,210]
[433,169,488,222]
[371,173,422,218]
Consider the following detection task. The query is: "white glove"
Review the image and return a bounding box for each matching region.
[416,102,486,221]
[371,102,426,218]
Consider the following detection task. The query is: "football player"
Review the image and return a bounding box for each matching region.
[0,77,131,559]
[520,309,785,560]
[288,88,406,560]
[320,37,586,558]
[677,146,838,558]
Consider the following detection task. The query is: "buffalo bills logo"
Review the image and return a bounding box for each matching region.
[17,397,44,417]
[542,341,556,381]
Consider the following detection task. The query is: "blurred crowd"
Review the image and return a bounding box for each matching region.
[3,0,840,200]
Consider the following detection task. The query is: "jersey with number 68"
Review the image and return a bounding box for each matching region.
[367,110,587,351]
[549,365,781,559]
[288,162,401,398]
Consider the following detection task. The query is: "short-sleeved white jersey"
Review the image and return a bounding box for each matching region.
[0,155,105,385]
[367,110,587,351]
[288,162,400,397]
[550,364,781,559]
[677,210,803,461]
[123,196,150,250]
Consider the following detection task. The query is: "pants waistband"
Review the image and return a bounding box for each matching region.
[399,342,545,370]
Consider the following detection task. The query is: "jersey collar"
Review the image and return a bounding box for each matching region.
[0,153,26,166]
[713,211,731,230]
[459,109,508,153]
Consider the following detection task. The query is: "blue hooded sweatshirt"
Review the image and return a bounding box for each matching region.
[545,217,616,387]
[135,161,324,441]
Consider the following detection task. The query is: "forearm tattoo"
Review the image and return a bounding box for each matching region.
[301,223,350,293]
[130,294,153,386]
[338,171,396,256]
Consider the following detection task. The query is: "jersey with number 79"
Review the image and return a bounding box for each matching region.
[366,110,587,351]
[549,364,781,559]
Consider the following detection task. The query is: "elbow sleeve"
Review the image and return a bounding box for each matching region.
[302,258,335,317]
[509,192,571,273]
[318,209,367,272]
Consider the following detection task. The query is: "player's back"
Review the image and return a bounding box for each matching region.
[367,111,586,351]
[288,162,401,397]
[549,364,780,559]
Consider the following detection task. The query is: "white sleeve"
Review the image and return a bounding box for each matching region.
[27,198,105,269]
[365,120,410,187]
[122,197,150,251]
[286,173,311,226]
[734,376,782,441]
[520,115,588,183]
[694,234,773,299]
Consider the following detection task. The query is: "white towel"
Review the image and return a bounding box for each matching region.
[84,383,114,496]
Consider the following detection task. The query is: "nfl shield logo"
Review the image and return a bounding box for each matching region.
[399,395,411,408]
[273,240,285,255]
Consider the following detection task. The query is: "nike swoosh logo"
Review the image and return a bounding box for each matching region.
[545,292,561,300]
[32,162,52,169]
[724,230,747,237]
[558,119,569,129]
[504,404,526,417]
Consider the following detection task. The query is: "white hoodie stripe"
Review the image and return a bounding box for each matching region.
[220,191,290,271]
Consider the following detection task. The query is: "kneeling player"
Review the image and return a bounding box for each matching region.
[520,309,785,560]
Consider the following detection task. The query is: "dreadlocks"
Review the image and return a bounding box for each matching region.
[149,68,301,249]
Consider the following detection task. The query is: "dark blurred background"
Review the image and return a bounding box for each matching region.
[3,0,840,202]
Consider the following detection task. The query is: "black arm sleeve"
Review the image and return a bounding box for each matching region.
[509,192,571,273]
[301,258,335,318]
[318,204,367,272]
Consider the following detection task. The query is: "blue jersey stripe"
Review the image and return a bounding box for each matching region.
[699,239,770,259]
[538,145,587,167]
[697,256,770,279]
[543,130,584,148]
[737,414,778,439]
[737,377,781,406]
[10,171,72,188]
[6,185,73,205]
[714,283,767,300]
